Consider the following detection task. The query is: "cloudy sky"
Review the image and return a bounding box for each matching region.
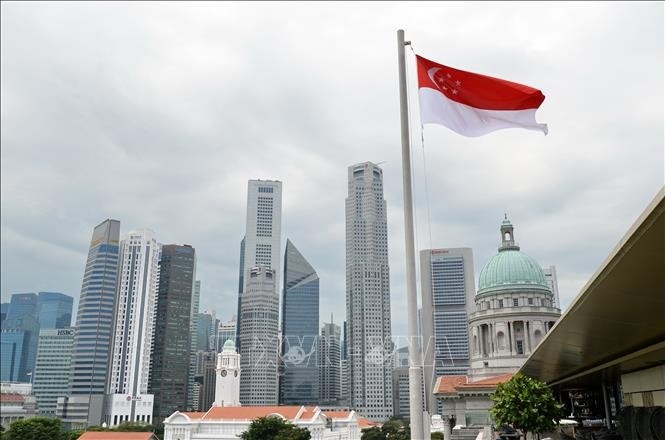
[1,2,663,339]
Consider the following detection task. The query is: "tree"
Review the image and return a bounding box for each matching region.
[381,419,409,440]
[113,422,154,432]
[3,417,65,440]
[431,433,444,440]
[239,416,311,440]
[490,373,564,440]
[361,426,385,440]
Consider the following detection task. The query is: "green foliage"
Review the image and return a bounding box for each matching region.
[361,426,385,440]
[381,419,410,440]
[490,373,564,437]
[65,430,84,440]
[239,416,311,440]
[3,417,65,440]
[113,422,154,432]
[431,433,444,440]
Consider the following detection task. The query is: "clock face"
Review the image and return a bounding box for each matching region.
[221,370,227,377]
[234,370,238,377]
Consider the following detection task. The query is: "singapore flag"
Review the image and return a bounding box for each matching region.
[416,54,548,137]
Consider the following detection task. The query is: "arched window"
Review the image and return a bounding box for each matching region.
[497,331,505,350]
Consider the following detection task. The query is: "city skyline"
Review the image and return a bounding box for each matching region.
[1,2,663,342]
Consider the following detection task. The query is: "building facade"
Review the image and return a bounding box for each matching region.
[36,292,73,329]
[188,280,201,411]
[420,247,476,413]
[468,218,561,379]
[319,320,341,405]
[238,266,279,406]
[60,219,121,427]
[150,244,196,425]
[542,266,560,309]
[345,162,393,420]
[104,229,161,427]
[237,180,282,351]
[32,327,74,416]
[0,315,39,382]
[280,239,320,405]
[217,317,237,351]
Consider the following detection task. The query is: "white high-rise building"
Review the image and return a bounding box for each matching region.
[238,266,279,406]
[214,340,241,407]
[104,229,161,427]
[542,266,560,309]
[345,162,393,420]
[237,180,282,352]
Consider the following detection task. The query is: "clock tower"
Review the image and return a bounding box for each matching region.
[214,339,241,407]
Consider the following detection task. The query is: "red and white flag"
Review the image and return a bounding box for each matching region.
[416,54,548,137]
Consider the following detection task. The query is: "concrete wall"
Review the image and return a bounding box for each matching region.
[621,365,665,407]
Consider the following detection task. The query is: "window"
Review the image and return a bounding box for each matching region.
[516,340,524,354]
[498,299,503,308]
[513,298,519,307]
[528,298,533,305]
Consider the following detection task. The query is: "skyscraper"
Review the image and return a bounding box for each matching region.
[237,180,282,352]
[37,292,73,329]
[187,280,201,410]
[0,315,39,382]
[217,316,237,351]
[105,229,161,427]
[319,320,341,405]
[5,293,38,322]
[280,239,320,405]
[60,219,120,427]
[150,244,196,425]
[2,293,40,382]
[238,266,279,406]
[33,327,74,416]
[420,247,475,413]
[542,266,561,309]
[345,161,393,420]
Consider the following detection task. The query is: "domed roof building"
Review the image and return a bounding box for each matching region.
[468,216,561,379]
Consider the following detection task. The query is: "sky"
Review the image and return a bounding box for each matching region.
[1,2,663,340]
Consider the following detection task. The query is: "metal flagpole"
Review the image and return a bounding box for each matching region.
[397,29,425,440]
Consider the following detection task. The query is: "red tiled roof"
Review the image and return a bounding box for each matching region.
[203,405,303,421]
[78,433,155,440]
[300,406,318,420]
[0,393,24,403]
[324,411,353,420]
[358,417,381,429]
[434,375,468,394]
[459,373,514,388]
[181,412,205,419]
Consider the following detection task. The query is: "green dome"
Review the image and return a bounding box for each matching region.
[223,339,236,350]
[477,249,550,296]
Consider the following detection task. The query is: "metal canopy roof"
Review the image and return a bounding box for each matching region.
[520,187,665,388]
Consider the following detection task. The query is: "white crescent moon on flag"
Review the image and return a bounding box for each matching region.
[427,67,442,88]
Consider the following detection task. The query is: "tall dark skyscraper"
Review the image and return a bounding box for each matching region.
[279,239,320,405]
[59,219,120,427]
[150,244,196,425]
[37,292,73,329]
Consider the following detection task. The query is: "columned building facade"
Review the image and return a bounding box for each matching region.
[468,218,561,379]
[345,162,393,420]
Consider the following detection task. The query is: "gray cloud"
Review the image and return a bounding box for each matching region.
[2,2,663,339]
